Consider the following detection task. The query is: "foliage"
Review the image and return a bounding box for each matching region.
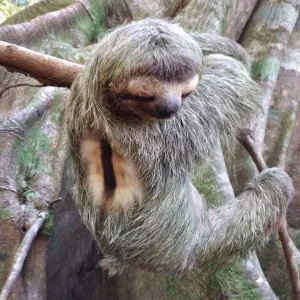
[16,125,51,178]
[0,0,22,22]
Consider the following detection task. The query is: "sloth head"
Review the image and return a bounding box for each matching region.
[85,19,203,121]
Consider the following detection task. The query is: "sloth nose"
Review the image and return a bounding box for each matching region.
[155,99,181,119]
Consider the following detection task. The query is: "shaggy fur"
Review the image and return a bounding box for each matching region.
[66,19,293,275]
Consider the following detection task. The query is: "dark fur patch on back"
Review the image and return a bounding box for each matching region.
[101,142,116,201]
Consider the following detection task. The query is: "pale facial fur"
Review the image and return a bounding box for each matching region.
[126,74,199,98]
[113,74,199,120]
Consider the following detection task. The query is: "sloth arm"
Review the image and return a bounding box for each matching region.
[186,53,292,264]
[192,167,293,265]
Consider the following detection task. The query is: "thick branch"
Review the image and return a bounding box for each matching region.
[0,41,82,88]
[0,211,47,300]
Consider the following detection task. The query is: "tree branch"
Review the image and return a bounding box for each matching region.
[0,83,44,98]
[238,129,300,300]
[0,211,47,300]
[0,41,82,88]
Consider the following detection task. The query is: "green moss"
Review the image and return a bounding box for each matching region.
[41,208,53,237]
[217,264,258,299]
[31,0,106,57]
[258,235,289,299]
[16,125,51,177]
[251,57,281,82]
[21,187,38,201]
[144,262,258,300]
[37,35,78,60]
[0,208,11,220]
[73,0,106,45]
[50,92,65,125]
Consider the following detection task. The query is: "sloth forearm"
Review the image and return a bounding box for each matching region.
[196,168,293,265]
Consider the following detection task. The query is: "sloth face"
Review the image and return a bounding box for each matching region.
[91,19,203,121]
[113,74,199,120]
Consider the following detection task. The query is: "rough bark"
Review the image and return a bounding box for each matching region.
[225,0,258,39]
[126,0,191,19]
[230,0,299,193]
[240,0,299,152]
[243,253,278,300]
[257,15,300,299]
[263,16,300,229]
[227,0,300,298]
[175,0,258,37]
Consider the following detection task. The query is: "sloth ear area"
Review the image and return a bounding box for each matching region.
[182,92,192,100]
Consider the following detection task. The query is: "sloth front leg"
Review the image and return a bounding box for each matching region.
[196,168,293,266]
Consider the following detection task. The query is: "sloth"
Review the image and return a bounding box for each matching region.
[66,19,293,275]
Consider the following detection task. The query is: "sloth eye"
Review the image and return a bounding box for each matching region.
[119,94,155,102]
[182,92,192,99]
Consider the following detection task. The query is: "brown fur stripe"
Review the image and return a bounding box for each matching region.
[101,142,116,201]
